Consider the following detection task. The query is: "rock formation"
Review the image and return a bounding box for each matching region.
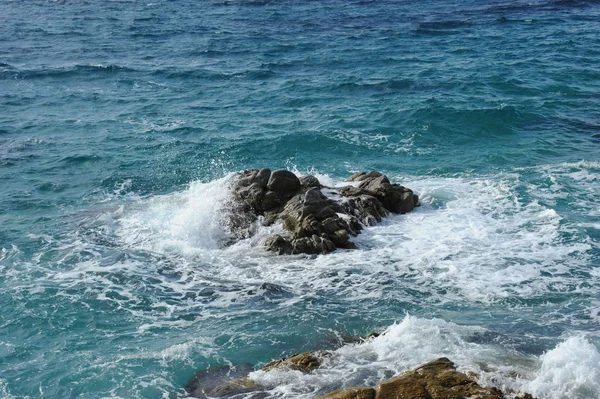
[261,351,330,373]
[185,351,331,399]
[185,363,262,399]
[226,169,419,255]
[320,358,503,399]
[185,355,537,399]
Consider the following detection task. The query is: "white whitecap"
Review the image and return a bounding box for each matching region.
[525,336,600,399]
[116,174,236,254]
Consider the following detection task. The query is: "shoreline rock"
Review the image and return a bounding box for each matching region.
[185,355,537,399]
[321,357,503,399]
[227,169,419,255]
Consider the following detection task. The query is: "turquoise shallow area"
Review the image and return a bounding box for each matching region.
[1,1,599,398]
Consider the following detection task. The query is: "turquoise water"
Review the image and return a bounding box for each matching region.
[1,0,599,398]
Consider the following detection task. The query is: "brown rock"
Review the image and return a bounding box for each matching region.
[320,387,376,399]
[375,358,503,399]
[358,175,391,192]
[236,168,271,190]
[261,351,330,373]
[261,190,284,212]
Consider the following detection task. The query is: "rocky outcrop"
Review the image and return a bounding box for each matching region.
[321,387,375,399]
[185,356,536,399]
[261,351,331,373]
[227,169,419,255]
[319,358,504,399]
[372,357,503,399]
[185,352,329,398]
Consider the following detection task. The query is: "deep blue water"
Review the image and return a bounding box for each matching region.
[1,0,599,398]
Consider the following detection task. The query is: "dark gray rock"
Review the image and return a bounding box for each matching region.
[237,168,271,190]
[347,171,384,182]
[353,172,418,215]
[264,234,293,255]
[267,169,301,197]
[340,195,389,226]
[300,174,322,188]
[228,169,419,255]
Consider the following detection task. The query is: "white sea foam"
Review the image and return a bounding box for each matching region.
[116,174,236,254]
[525,336,600,399]
[245,317,600,399]
[104,169,596,313]
[11,166,598,399]
[0,379,17,399]
[22,165,590,343]
[248,316,565,398]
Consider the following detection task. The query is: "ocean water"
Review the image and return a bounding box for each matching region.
[1,0,599,398]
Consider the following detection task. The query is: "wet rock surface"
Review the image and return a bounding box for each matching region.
[185,355,536,399]
[228,169,419,254]
[372,357,503,399]
[261,351,331,373]
[185,364,264,399]
[321,387,376,399]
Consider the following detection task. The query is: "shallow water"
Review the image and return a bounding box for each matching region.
[1,0,599,398]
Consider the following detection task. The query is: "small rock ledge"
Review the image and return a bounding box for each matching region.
[228,169,419,255]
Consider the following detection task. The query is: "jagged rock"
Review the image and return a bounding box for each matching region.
[321,387,376,399]
[185,356,535,399]
[300,174,322,188]
[291,235,337,255]
[237,168,271,190]
[351,173,418,215]
[261,351,331,373]
[316,358,506,399]
[267,169,301,197]
[228,169,418,254]
[374,358,503,399]
[339,195,389,226]
[264,234,293,255]
[347,171,384,182]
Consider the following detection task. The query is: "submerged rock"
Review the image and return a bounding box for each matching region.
[185,364,265,399]
[185,352,329,398]
[228,169,419,255]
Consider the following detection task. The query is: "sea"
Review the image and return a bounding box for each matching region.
[1,0,599,398]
